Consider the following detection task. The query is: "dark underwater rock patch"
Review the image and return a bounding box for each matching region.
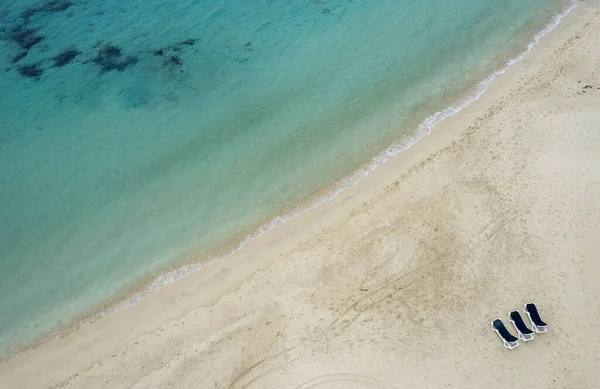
[51,48,80,67]
[39,0,72,13]
[177,39,196,47]
[92,44,138,73]
[9,27,44,50]
[149,38,198,66]
[18,62,44,79]
[99,44,121,57]
[20,8,37,21]
[167,56,181,66]
[11,51,28,64]
[21,0,72,22]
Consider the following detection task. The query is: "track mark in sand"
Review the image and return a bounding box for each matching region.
[229,262,435,388]
[240,354,302,389]
[228,345,305,389]
[326,268,419,330]
[229,259,439,388]
[477,214,519,243]
[325,259,441,335]
[294,373,403,389]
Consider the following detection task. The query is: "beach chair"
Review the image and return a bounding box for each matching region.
[524,303,548,333]
[508,310,534,342]
[491,318,519,350]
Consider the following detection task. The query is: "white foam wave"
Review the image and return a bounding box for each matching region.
[108,0,577,313]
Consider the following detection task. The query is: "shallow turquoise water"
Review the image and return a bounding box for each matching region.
[0,0,569,355]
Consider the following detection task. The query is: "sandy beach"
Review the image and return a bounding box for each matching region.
[2,1,600,387]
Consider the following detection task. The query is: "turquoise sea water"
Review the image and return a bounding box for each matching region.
[0,0,572,356]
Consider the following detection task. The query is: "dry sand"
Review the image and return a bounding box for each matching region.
[2,2,600,388]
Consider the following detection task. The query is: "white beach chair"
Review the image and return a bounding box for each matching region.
[524,303,548,333]
[491,318,519,350]
[508,310,534,342]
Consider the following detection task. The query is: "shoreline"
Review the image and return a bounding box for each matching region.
[3,0,600,386]
[99,0,579,329]
[0,0,579,364]
[116,0,579,308]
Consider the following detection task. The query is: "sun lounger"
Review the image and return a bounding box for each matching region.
[491,318,519,349]
[524,303,548,333]
[508,310,534,342]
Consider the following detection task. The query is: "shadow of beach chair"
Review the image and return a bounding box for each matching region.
[491,318,519,350]
[524,303,548,333]
[508,310,534,342]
